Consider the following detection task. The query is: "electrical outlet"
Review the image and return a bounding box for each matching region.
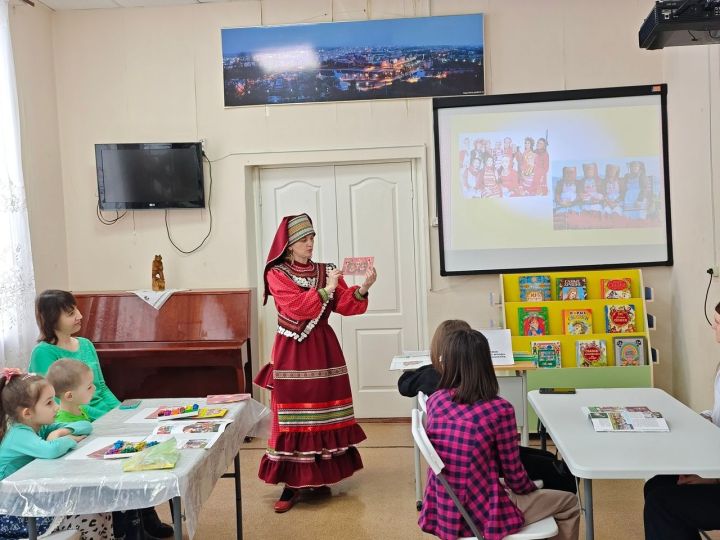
[714,266,719,278]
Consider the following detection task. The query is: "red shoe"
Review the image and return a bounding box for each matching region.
[274,489,300,513]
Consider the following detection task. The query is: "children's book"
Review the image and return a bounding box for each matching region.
[195,407,229,419]
[582,406,669,432]
[563,309,593,335]
[576,339,607,367]
[613,337,647,366]
[513,351,538,365]
[600,278,632,299]
[518,306,549,336]
[150,420,232,449]
[605,304,637,333]
[556,277,588,301]
[519,275,551,302]
[531,340,562,369]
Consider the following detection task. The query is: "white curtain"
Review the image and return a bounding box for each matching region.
[0,0,36,370]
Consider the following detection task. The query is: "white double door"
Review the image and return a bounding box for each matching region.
[259,161,419,418]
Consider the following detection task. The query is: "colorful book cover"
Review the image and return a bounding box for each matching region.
[519,275,551,302]
[531,340,562,369]
[613,336,647,366]
[601,278,632,299]
[556,277,588,301]
[195,407,228,419]
[563,309,593,335]
[518,306,549,336]
[576,339,608,367]
[605,304,637,333]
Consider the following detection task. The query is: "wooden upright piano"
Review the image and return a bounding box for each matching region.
[73,289,251,400]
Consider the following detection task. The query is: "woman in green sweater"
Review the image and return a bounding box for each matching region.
[29,290,119,418]
[29,289,173,539]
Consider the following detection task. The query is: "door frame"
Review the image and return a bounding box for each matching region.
[244,145,430,408]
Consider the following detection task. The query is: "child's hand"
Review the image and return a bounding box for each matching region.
[69,435,86,443]
[46,428,71,441]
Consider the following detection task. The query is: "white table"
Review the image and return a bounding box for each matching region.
[528,388,720,540]
[0,398,269,540]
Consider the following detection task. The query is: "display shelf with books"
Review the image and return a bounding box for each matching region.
[500,268,655,430]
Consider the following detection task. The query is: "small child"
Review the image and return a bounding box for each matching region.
[418,329,580,540]
[47,359,96,422]
[46,360,160,540]
[0,367,113,539]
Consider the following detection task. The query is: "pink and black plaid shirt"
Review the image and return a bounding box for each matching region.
[419,390,537,540]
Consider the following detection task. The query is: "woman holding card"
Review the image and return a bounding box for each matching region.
[255,213,377,513]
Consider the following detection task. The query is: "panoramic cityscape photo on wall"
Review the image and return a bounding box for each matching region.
[221,14,484,106]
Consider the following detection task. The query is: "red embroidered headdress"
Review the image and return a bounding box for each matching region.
[263,213,315,305]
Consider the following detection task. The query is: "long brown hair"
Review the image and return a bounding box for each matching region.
[430,320,472,371]
[437,329,499,405]
[35,290,77,345]
[0,374,49,439]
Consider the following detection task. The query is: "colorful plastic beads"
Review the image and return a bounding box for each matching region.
[158,404,199,417]
[105,439,160,456]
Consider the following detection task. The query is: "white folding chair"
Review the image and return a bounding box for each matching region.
[413,391,430,510]
[417,391,428,412]
[411,409,558,540]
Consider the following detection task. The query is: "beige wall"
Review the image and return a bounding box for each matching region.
[662,44,720,410]
[10,1,68,293]
[14,0,707,402]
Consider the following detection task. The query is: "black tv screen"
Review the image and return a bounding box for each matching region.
[433,84,672,275]
[95,142,205,210]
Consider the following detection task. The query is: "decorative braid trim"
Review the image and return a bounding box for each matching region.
[273,366,348,380]
[265,447,349,463]
[275,263,336,342]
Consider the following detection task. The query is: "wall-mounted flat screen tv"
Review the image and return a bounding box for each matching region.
[95,142,205,210]
[433,84,672,275]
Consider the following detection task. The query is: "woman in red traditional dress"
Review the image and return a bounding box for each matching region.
[254,213,378,513]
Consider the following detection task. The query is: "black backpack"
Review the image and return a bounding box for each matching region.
[519,446,577,493]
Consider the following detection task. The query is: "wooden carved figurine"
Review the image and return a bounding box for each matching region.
[152,254,166,291]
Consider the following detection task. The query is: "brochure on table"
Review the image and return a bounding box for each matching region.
[581,406,669,432]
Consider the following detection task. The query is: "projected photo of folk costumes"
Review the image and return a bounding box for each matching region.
[480,156,502,198]
[554,166,580,217]
[462,157,483,195]
[458,132,550,199]
[254,213,377,513]
[528,137,550,196]
[499,153,521,196]
[623,160,651,220]
[603,164,623,216]
[552,159,663,230]
[578,163,605,216]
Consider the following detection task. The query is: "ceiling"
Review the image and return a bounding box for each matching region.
[37,0,250,10]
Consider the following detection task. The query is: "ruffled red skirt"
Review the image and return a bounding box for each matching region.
[254,323,366,487]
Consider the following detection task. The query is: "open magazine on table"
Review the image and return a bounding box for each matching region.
[581,406,669,432]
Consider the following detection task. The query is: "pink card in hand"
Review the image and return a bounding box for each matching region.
[206,393,251,404]
[342,257,374,275]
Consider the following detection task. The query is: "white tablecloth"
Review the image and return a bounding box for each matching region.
[0,397,270,539]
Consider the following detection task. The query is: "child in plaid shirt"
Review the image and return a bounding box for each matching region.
[419,329,580,540]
